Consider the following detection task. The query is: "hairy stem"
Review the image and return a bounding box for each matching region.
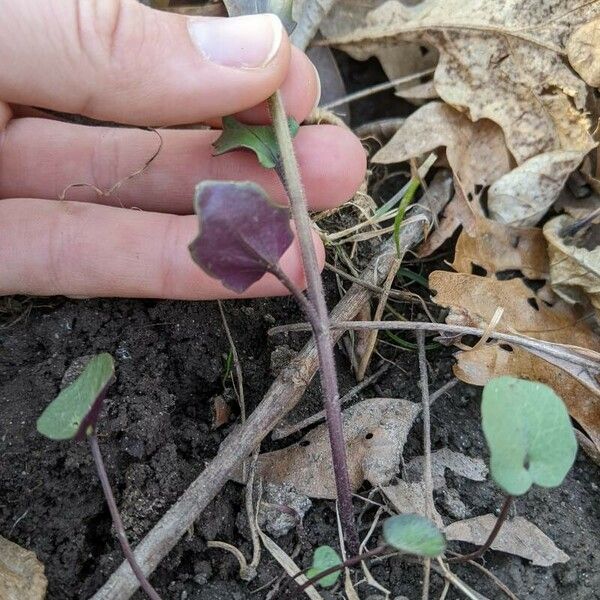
[268,90,358,554]
[89,435,162,600]
[448,496,514,563]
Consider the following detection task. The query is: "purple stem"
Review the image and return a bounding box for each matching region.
[89,434,162,600]
[269,91,358,555]
[448,495,514,564]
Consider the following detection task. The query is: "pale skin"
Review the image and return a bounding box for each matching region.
[0,0,366,300]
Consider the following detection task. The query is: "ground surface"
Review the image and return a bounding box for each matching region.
[1,56,599,600]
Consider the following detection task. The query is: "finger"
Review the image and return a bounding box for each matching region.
[0,0,298,125]
[0,198,324,299]
[0,102,11,130]
[0,118,367,212]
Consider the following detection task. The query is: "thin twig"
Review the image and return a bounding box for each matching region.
[218,301,245,422]
[357,257,401,381]
[323,68,436,110]
[448,496,514,564]
[91,193,447,600]
[268,321,600,373]
[417,331,434,600]
[272,364,390,439]
[89,435,162,600]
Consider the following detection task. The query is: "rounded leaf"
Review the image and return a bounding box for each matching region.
[306,545,342,588]
[383,514,446,557]
[482,376,577,496]
[37,353,115,440]
[189,181,294,293]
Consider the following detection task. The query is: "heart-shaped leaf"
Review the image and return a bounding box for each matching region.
[223,0,296,34]
[306,545,342,588]
[189,181,294,293]
[383,514,446,557]
[482,376,577,496]
[213,116,299,169]
[37,353,115,441]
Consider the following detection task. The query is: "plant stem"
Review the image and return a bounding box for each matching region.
[89,434,162,600]
[268,90,359,554]
[448,496,514,564]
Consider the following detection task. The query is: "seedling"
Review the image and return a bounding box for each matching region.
[37,354,162,600]
[188,8,359,553]
[295,514,445,591]
[450,376,577,563]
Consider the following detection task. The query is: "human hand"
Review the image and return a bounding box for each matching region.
[0,0,366,299]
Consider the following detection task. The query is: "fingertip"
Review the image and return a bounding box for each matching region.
[233,47,320,124]
[296,125,367,210]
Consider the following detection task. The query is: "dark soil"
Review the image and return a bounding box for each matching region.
[1,53,599,600]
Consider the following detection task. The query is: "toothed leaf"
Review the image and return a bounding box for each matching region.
[223,0,296,34]
[213,116,299,169]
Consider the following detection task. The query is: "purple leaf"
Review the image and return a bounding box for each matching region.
[189,181,294,293]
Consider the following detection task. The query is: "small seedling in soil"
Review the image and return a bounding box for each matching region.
[295,514,445,591]
[450,375,577,563]
[37,354,162,600]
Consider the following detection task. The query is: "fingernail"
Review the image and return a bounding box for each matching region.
[188,14,284,69]
[311,62,322,112]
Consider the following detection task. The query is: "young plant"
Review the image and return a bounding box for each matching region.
[297,514,446,591]
[37,354,162,600]
[450,375,577,563]
[188,15,359,552]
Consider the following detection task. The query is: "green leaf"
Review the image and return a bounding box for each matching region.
[306,545,342,588]
[213,116,299,169]
[37,353,115,441]
[482,376,577,496]
[223,0,296,34]
[383,514,446,557]
[393,177,420,257]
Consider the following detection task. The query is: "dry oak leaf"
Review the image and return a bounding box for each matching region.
[451,215,548,279]
[455,344,600,452]
[373,102,512,194]
[0,536,47,600]
[445,515,569,567]
[567,17,600,87]
[311,0,439,95]
[406,448,488,490]
[381,481,444,527]
[236,398,420,499]
[430,271,600,450]
[488,150,586,226]
[544,214,600,319]
[331,0,598,163]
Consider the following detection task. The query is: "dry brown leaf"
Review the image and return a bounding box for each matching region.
[445,515,569,567]
[381,481,444,527]
[331,0,598,163]
[544,214,600,319]
[451,216,548,279]
[455,344,600,451]
[373,102,512,194]
[430,272,596,347]
[488,151,586,226]
[406,448,488,490]
[0,536,47,600]
[567,17,600,87]
[237,398,420,499]
[313,0,439,95]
